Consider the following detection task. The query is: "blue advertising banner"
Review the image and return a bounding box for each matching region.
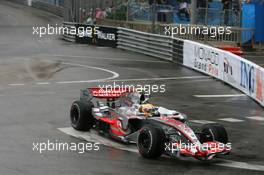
[254,4,264,42]
[241,3,255,44]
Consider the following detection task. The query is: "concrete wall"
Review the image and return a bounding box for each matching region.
[9,0,64,17]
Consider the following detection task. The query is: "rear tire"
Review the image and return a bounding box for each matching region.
[70,100,94,131]
[200,123,228,144]
[137,125,165,159]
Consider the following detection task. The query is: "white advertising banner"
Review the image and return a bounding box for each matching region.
[183,40,223,79]
[222,52,240,89]
[222,52,264,106]
[183,40,264,107]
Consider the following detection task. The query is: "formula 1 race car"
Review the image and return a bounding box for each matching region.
[70,88,231,160]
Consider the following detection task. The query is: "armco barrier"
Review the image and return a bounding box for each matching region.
[117,27,184,63]
[117,28,173,61]
[62,23,264,107]
[62,22,184,62]
[172,39,184,63]
[63,22,76,42]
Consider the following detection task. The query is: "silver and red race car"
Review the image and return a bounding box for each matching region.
[70,88,231,160]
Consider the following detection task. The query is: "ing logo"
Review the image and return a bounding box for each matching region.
[240,61,255,94]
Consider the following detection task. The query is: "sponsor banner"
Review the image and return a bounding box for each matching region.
[255,67,264,103]
[75,24,94,44]
[75,25,117,47]
[223,52,264,105]
[222,52,240,89]
[183,40,264,107]
[94,26,118,48]
[183,40,223,79]
[238,57,264,105]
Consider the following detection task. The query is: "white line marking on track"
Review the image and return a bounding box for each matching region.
[106,76,207,82]
[194,94,246,98]
[7,59,207,86]
[59,127,264,172]
[189,120,216,124]
[56,80,96,84]
[246,116,264,121]
[36,82,51,85]
[8,83,25,86]
[0,91,55,97]
[218,118,244,122]
[33,60,120,84]
[6,76,207,87]
[215,160,264,172]
[55,76,207,84]
[58,127,138,153]
[48,54,169,63]
[59,62,120,81]
[6,60,120,87]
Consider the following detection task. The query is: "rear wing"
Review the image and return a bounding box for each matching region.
[80,87,132,100]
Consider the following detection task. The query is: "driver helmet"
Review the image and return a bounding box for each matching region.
[139,104,159,117]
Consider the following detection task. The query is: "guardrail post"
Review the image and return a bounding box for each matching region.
[151,0,157,33]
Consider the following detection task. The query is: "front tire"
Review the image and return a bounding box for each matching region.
[70,100,94,131]
[200,123,228,144]
[137,125,165,159]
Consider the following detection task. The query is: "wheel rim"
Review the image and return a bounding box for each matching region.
[138,131,151,150]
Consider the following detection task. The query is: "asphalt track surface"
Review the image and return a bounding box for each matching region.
[0,1,264,175]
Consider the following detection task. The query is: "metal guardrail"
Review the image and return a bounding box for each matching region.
[62,22,76,42]
[117,27,174,61]
[172,39,184,63]
[61,22,184,63]
[97,19,256,48]
[61,20,256,49]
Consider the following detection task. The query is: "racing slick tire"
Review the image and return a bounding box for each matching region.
[200,123,228,144]
[70,100,94,131]
[137,125,165,159]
